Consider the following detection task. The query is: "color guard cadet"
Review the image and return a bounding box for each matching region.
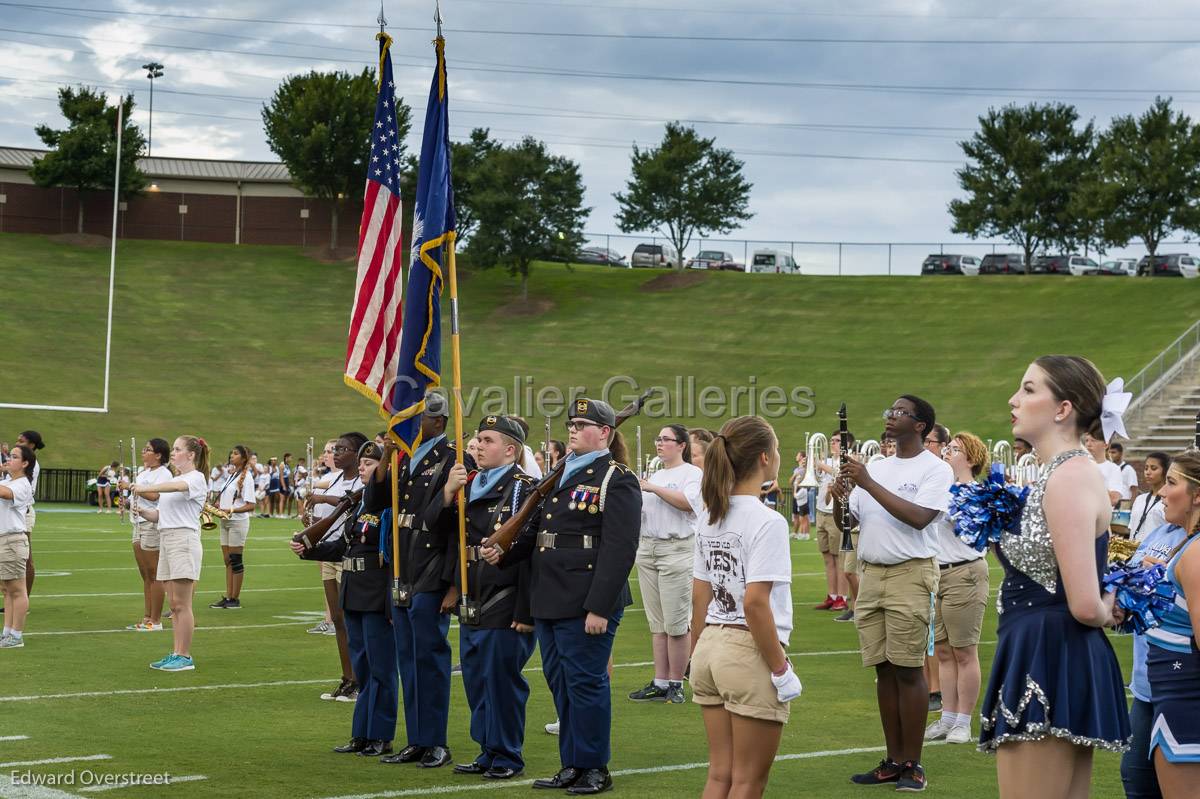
[484,397,641,795]
[380,392,471,769]
[291,441,397,758]
[441,415,538,781]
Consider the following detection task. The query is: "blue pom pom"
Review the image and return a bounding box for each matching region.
[1103,562,1175,635]
[948,468,1029,552]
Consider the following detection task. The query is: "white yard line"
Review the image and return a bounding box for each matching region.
[78,775,207,793]
[0,785,86,799]
[30,587,315,599]
[0,756,111,768]
[28,621,312,637]
[0,735,30,741]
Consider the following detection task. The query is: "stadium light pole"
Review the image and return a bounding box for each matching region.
[142,61,163,156]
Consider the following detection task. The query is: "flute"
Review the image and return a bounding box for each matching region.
[838,403,854,552]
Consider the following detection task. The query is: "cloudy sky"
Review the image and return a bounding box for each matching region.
[3,0,1199,263]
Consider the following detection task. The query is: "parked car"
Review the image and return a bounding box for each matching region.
[631,243,679,268]
[921,254,980,275]
[686,250,742,271]
[1098,258,1137,276]
[1137,253,1199,278]
[979,253,1026,274]
[575,246,627,266]
[750,249,800,274]
[1029,254,1098,275]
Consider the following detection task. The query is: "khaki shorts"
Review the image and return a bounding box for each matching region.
[219,516,250,547]
[691,625,790,724]
[840,532,860,574]
[321,560,343,583]
[815,510,839,554]
[854,558,938,668]
[933,558,989,648]
[136,521,160,551]
[0,534,30,581]
[24,507,35,533]
[156,527,202,582]
[636,537,693,636]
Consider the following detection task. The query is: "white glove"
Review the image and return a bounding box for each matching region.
[771,661,802,703]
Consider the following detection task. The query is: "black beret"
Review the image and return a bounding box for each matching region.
[477,414,526,445]
[570,397,616,427]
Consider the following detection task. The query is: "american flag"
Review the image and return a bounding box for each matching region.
[344,32,406,411]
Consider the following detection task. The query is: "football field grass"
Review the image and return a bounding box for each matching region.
[1,508,1133,798]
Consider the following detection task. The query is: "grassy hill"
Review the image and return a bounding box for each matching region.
[1,231,1196,470]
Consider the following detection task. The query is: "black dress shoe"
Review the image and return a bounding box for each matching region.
[358,740,393,757]
[380,745,427,764]
[453,762,487,775]
[333,738,368,754]
[566,768,612,795]
[533,767,582,789]
[420,745,452,768]
[484,766,523,780]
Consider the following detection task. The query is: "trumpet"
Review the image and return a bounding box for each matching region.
[201,502,231,531]
[993,440,1014,482]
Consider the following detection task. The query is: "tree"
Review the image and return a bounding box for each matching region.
[614,122,753,269]
[262,69,410,250]
[399,127,498,244]
[949,103,1094,266]
[467,137,589,300]
[1091,97,1200,258]
[30,86,147,235]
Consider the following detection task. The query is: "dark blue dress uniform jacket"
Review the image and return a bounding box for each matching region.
[301,478,390,613]
[391,439,475,594]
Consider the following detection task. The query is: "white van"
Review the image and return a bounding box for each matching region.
[750,249,800,274]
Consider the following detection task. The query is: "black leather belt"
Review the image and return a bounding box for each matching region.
[537,531,594,550]
[939,558,983,571]
[342,555,385,572]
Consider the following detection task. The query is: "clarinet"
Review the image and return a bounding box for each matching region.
[838,402,854,552]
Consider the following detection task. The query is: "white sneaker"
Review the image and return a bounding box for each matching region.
[544,720,559,735]
[924,717,951,741]
[945,724,973,743]
[0,634,25,649]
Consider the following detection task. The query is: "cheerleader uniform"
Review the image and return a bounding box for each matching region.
[979,449,1130,753]
[1145,533,1200,763]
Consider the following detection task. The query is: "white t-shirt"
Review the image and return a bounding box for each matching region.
[522,446,543,480]
[694,495,793,644]
[1113,461,1139,500]
[640,462,703,539]
[314,472,362,537]
[1129,493,1168,542]
[1095,459,1123,498]
[29,460,40,493]
[215,468,258,521]
[850,449,954,565]
[156,470,208,531]
[932,502,986,565]
[0,475,33,534]
[816,457,837,513]
[133,465,173,518]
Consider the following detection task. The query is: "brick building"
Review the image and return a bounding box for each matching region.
[0,146,373,249]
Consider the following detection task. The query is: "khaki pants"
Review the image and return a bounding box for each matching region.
[636,537,693,636]
[854,558,938,668]
[933,558,989,648]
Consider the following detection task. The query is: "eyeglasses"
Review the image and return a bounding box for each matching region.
[654,437,683,444]
[565,420,603,432]
[940,445,962,457]
[331,445,352,453]
[882,408,918,421]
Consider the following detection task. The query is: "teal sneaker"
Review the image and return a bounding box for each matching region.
[149,653,176,669]
[159,655,194,672]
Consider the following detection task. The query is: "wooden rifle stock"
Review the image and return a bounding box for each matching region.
[293,488,364,549]
[487,390,654,555]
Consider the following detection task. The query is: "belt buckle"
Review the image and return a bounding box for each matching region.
[392,579,412,608]
[581,535,593,549]
[459,598,480,626]
[538,532,556,550]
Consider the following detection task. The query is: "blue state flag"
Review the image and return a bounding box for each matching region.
[388,35,457,455]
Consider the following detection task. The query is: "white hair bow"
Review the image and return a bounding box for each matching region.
[1101,378,1132,444]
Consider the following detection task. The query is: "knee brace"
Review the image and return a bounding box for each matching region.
[229,552,244,574]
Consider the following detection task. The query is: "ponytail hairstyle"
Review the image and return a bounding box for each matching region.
[179,436,211,477]
[701,416,777,526]
[147,438,170,467]
[664,423,692,464]
[229,444,251,474]
[608,429,630,467]
[1034,355,1107,441]
[19,430,44,451]
[10,444,36,480]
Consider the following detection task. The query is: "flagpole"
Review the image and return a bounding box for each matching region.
[391,450,401,598]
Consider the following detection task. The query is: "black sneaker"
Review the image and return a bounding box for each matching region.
[208,597,229,609]
[224,598,241,609]
[850,759,903,786]
[665,683,685,704]
[896,761,927,792]
[628,682,669,702]
[320,679,350,701]
[928,692,942,713]
[835,608,855,622]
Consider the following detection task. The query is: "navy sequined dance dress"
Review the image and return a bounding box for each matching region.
[978,449,1130,753]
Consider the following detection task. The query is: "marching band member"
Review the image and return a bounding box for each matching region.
[0,443,36,649]
[1129,452,1171,543]
[379,393,466,769]
[127,439,172,632]
[483,397,641,795]
[979,357,1130,798]
[688,428,714,471]
[293,440,397,758]
[442,415,537,780]
[97,460,116,514]
[133,435,211,672]
[210,445,257,610]
[306,433,367,701]
[690,416,800,799]
[14,431,42,596]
